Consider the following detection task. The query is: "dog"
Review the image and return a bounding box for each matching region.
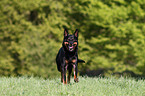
[56,28,85,84]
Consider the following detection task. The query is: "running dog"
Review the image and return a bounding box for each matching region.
[56,28,85,84]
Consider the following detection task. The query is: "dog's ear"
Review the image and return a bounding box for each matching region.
[64,28,68,37]
[74,29,78,38]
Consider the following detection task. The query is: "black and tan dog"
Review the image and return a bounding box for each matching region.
[56,28,85,84]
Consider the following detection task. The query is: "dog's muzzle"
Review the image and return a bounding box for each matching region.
[69,46,74,51]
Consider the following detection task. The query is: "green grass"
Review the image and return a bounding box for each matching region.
[0,76,145,96]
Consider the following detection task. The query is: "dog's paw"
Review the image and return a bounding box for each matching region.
[74,78,79,83]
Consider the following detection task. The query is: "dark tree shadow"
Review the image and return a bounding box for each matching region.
[80,68,145,80]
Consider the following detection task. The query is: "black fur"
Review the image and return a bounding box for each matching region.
[56,28,85,84]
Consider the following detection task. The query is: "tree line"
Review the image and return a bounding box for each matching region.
[0,0,145,78]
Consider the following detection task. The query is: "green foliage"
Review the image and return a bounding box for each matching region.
[0,0,145,77]
[0,77,145,96]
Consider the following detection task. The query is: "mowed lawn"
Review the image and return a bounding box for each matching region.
[0,76,145,96]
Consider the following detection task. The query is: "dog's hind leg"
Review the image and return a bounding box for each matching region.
[61,68,63,83]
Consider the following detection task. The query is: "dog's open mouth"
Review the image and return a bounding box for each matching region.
[69,46,74,51]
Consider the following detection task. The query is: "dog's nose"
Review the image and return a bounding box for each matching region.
[69,41,73,45]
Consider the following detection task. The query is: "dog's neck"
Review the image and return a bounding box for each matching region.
[63,47,77,57]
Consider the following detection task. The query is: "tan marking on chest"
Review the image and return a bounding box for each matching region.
[72,59,76,63]
[65,60,69,64]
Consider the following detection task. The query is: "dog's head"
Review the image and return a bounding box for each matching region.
[63,28,78,52]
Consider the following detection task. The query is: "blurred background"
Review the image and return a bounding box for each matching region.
[0,0,145,78]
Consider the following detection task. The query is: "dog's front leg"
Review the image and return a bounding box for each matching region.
[68,66,72,83]
[61,64,68,84]
[73,64,79,82]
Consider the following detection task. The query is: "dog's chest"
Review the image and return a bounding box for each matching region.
[65,55,77,64]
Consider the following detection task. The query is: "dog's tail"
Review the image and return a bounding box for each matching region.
[78,59,85,63]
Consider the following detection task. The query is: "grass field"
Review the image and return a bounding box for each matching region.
[0,76,145,96]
